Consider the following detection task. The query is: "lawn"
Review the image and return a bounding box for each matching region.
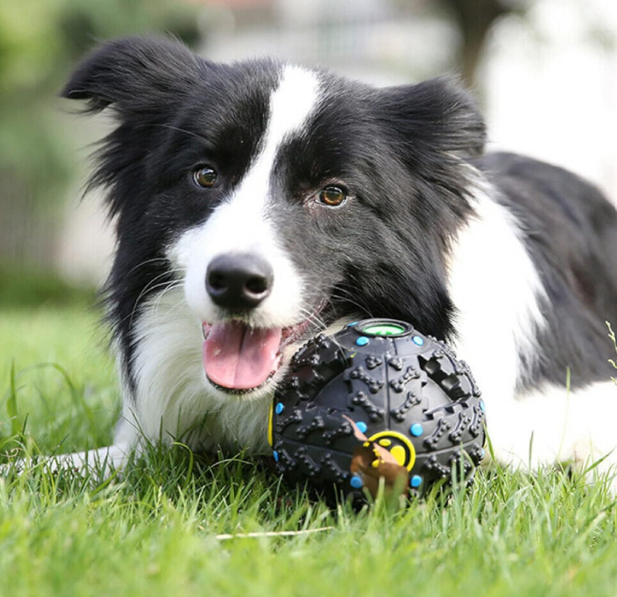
[1,306,616,597]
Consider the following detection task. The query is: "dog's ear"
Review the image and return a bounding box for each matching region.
[377,77,486,157]
[61,36,207,116]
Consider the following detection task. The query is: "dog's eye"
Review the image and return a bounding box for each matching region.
[193,166,218,188]
[318,185,347,207]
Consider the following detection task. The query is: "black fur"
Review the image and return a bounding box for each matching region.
[62,36,617,396]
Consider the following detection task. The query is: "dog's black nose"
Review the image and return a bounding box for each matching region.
[206,254,273,311]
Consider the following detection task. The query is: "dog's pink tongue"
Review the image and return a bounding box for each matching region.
[203,321,282,390]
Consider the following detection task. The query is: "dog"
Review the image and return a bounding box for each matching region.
[57,36,617,488]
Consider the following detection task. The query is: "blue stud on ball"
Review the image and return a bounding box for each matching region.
[269,318,486,499]
[350,475,364,489]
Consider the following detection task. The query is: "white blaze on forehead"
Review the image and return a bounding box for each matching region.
[171,64,321,328]
[220,63,321,231]
[254,64,321,183]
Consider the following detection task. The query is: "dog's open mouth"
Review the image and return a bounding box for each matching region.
[201,320,312,394]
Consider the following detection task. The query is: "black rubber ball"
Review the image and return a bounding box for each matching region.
[268,318,487,499]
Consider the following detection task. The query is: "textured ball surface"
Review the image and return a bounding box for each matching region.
[269,319,486,499]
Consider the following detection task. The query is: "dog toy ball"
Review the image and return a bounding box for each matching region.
[268,318,486,499]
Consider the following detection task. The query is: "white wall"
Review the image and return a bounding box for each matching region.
[484,0,616,199]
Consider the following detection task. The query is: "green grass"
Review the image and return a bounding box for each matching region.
[1,307,617,597]
[0,265,97,308]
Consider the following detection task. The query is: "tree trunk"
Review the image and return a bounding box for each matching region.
[442,0,512,89]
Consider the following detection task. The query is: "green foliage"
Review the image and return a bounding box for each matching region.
[0,307,116,450]
[0,0,201,265]
[1,306,617,597]
[0,0,199,174]
[0,264,96,307]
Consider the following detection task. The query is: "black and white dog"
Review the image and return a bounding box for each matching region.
[60,36,617,487]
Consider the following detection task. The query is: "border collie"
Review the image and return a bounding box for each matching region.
[58,36,617,488]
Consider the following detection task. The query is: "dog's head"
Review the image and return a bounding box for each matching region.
[63,36,485,400]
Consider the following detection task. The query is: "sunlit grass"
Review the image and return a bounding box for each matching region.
[1,307,616,597]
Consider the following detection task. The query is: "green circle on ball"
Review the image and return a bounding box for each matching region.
[361,323,406,336]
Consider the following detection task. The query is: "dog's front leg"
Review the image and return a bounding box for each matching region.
[485,381,617,491]
[0,441,133,478]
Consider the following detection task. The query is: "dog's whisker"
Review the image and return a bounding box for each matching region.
[328,290,369,318]
[152,283,188,325]
[126,276,182,329]
[120,257,176,279]
[298,306,329,333]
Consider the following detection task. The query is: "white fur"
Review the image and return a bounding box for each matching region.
[0,443,131,477]
[171,65,321,330]
[447,180,548,398]
[448,179,617,489]
[126,286,273,454]
[486,381,617,476]
[114,286,355,457]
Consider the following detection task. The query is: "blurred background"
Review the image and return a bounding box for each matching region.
[0,0,615,307]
